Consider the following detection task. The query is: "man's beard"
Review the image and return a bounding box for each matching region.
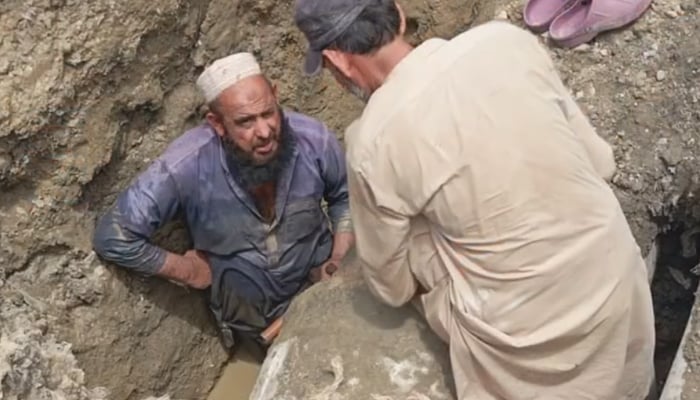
[345,81,371,103]
[328,64,371,103]
[222,121,296,190]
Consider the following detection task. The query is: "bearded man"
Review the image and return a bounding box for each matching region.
[293,1,656,399]
[92,52,354,350]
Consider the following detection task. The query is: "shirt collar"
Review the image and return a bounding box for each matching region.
[384,38,447,85]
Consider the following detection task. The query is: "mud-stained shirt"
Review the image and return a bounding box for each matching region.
[92,110,351,322]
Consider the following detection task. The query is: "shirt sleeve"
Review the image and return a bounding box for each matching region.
[561,93,616,181]
[347,169,418,307]
[92,159,181,275]
[532,35,616,181]
[318,125,353,234]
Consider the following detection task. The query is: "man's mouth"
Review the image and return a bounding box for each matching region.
[255,141,276,156]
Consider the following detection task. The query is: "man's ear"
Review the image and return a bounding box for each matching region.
[396,2,407,36]
[322,49,353,78]
[205,111,225,138]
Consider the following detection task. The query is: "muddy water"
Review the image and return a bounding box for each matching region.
[208,347,263,400]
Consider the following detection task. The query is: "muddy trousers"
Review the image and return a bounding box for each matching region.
[207,268,313,352]
[207,269,288,352]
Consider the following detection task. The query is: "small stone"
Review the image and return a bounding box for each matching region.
[587,84,596,97]
[633,71,647,87]
[600,49,610,56]
[495,10,509,20]
[31,198,46,208]
[656,70,667,81]
[665,9,679,18]
[574,44,591,52]
[629,178,644,193]
[0,59,9,75]
[669,267,692,290]
[659,140,684,166]
[0,154,11,175]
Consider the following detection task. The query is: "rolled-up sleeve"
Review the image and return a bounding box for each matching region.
[92,159,181,275]
[319,127,353,234]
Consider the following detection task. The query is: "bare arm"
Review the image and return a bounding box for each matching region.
[330,231,355,262]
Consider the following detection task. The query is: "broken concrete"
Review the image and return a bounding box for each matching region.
[250,255,455,400]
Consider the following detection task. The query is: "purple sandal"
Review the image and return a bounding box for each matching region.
[523,0,577,33]
[549,0,654,48]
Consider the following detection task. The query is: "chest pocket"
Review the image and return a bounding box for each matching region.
[281,198,325,242]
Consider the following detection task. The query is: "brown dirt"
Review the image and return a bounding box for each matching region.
[2,0,700,398]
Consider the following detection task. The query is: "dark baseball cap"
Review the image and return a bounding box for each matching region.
[293,0,374,76]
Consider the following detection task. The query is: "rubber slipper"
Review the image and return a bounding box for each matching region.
[523,0,577,33]
[549,0,654,48]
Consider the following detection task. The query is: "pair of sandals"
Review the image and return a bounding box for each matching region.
[523,0,654,48]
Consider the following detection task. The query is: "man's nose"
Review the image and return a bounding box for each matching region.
[254,118,271,139]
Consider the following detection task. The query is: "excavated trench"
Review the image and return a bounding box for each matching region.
[2,0,700,398]
[650,221,700,394]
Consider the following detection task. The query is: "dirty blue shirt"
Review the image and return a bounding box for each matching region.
[92,110,352,328]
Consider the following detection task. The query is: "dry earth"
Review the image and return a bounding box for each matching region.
[1,0,700,398]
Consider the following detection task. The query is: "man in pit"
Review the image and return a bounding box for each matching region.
[92,52,355,351]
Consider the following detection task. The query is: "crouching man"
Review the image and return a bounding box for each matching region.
[92,52,354,350]
[293,1,655,399]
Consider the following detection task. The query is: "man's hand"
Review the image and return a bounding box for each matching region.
[309,259,340,283]
[159,250,212,289]
[183,249,212,289]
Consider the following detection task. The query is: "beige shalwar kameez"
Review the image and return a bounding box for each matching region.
[345,21,655,400]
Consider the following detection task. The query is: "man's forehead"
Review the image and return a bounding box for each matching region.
[218,76,275,112]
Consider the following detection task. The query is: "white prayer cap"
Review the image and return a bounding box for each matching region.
[196,52,262,103]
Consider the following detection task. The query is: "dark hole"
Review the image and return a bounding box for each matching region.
[405,17,420,36]
[650,225,700,389]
